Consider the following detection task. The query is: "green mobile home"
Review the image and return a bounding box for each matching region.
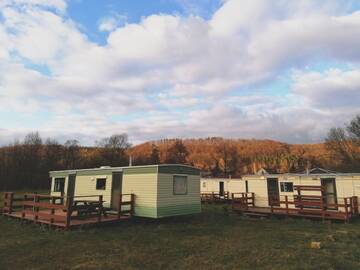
[50,164,201,218]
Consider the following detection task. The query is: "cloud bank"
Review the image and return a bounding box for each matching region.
[0,0,359,145]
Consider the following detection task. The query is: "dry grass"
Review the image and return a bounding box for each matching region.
[1,203,360,270]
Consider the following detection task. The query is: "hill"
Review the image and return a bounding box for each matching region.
[130,138,336,177]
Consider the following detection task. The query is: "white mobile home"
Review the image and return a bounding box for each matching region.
[241,168,360,209]
[201,178,244,195]
[50,164,201,218]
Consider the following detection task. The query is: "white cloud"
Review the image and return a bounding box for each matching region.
[0,0,360,145]
[98,13,127,32]
[291,69,360,109]
[0,0,67,12]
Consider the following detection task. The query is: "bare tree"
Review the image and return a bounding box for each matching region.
[96,134,131,166]
[326,115,360,171]
[63,139,81,169]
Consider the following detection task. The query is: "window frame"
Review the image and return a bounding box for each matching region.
[280,182,294,192]
[53,177,65,193]
[96,178,107,190]
[173,175,188,195]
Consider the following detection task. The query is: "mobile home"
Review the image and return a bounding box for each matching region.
[241,168,360,208]
[50,164,201,218]
[200,178,245,195]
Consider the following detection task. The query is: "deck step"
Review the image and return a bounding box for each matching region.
[243,212,269,217]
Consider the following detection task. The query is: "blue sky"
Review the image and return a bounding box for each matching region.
[0,0,360,145]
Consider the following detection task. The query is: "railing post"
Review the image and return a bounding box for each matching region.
[320,194,325,221]
[297,187,303,211]
[251,193,255,207]
[231,193,235,210]
[117,194,122,219]
[65,196,72,230]
[344,198,349,223]
[22,194,27,218]
[352,196,359,215]
[349,197,353,216]
[50,197,56,225]
[33,194,39,224]
[8,192,14,214]
[245,193,249,211]
[285,195,289,215]
[131,194,135,216]
[98,195,103,222]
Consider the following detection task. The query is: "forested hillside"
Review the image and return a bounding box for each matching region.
[0,136,333,190]
[130,138,335,177]
[1,114,359,191]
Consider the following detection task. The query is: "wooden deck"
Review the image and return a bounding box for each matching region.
[3,209,132,227]
[1,192,135,229]
[232,186,359,223]
[236,206,355,221]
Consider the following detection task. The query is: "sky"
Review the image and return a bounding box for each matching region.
[0,0,360,146]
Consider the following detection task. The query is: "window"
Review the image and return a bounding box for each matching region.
[173,175,187,195]
[202,182,206,188]
[280,182,293,192]
[54,178,65,193]
[96,178,106,190]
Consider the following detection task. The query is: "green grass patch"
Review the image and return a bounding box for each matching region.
[1,204,360,269]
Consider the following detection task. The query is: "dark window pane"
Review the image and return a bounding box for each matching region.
[96,178,106,190]
[54,178,65,192]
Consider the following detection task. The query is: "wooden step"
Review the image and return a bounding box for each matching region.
[243,212,269,218]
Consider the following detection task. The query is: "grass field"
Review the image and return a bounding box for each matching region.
[1,202,360,270]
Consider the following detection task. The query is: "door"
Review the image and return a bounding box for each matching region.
[67,174,76,197]
[219,181,224,196]
[321,178,337,209]
[267,178,280,206]
[111,172,123,210]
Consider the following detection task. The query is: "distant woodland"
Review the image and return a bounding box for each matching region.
[0,115,359,191]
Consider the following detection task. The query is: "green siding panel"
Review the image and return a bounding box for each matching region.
[157,203,201,217]
[76,169,114,176]
[123,166,158,175]
[134,206,158,218]
[158,165,200,176]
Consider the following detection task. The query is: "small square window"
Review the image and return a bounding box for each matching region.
[54,178,65,192]
[280,182,293,192]
[96,178,106,190]
[173,175,187,195]
[202,182,206,188]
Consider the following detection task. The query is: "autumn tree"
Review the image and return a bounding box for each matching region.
[165,140,189,164]
[150,144,160,164]
[326,115,360,171]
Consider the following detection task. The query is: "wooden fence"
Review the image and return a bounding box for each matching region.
[201,192,230,203]
[2,192,135,229]
[232,190,359,222]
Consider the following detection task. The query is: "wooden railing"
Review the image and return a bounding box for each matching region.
[268,195,359,222]
[2,192,135,229]
[117,194,135,219]
[232,192,255,210]
[201,192,230,203]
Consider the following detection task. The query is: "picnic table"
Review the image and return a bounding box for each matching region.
[72,200,107,217]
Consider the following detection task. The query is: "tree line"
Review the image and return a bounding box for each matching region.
[0,133,131,190]
[0,115,359,191]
